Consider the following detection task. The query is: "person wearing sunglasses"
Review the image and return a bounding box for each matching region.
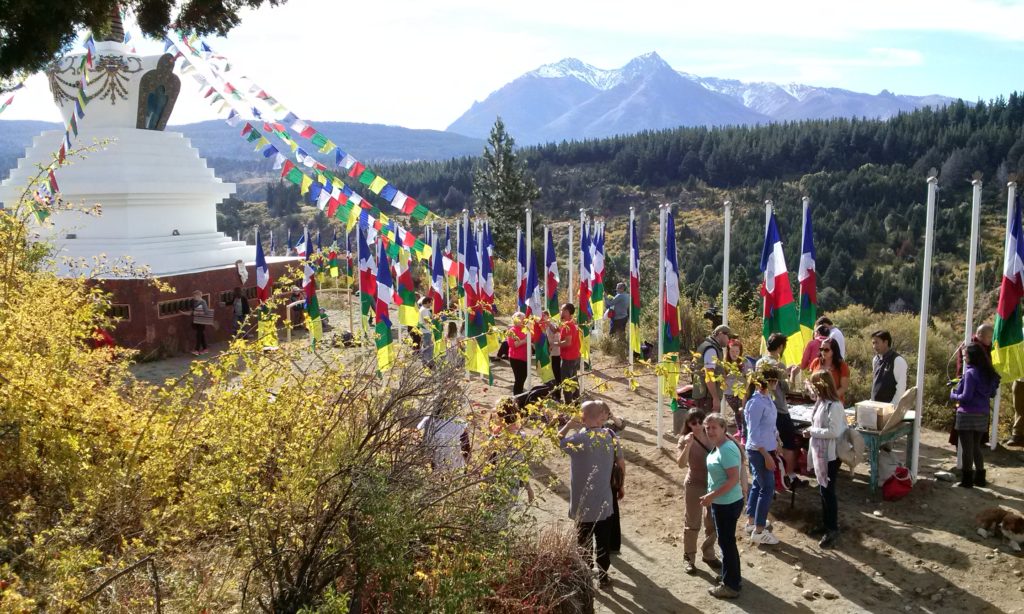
[809,337,850,404]
[676,408,720,575]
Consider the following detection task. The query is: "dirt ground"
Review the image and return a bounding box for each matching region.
[132,311,1024,614]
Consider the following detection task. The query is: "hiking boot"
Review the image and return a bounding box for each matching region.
[975,470,987,487]
[683,556,697,575]
[708,584,740,599]
[702,557,722,570]
[956,469,974,489]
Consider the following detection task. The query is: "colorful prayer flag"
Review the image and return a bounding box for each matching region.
[798,203,817,348]
[256,229,272,302]
[662,211,681,406]
[375,241,397,371]
[629,214,642,357]
[760,210,803,366]
[994,196,1024,379]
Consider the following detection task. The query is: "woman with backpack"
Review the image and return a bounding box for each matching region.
[804,370,848,549]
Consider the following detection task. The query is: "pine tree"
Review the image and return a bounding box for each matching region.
[472,117,540,255]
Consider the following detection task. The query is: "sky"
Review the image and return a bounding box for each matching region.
[3,0,1022,130]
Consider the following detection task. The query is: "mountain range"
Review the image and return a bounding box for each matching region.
[0,120,486,182]
[446,52,956,144]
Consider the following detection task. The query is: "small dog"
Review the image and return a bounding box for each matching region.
[976,507,1024,552]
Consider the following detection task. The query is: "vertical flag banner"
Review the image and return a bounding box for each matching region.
[481,224,498,352]
[517,229,528,312]
[527,250,555,383]
[358,226,377,332]
[256,229,272,302]
[760,211,802,366]
[545,227,560,316]
[993,196,1024,379]
[662,211,681,409]
[328,231,340,278]
[396,248,418,327]
[463,227,491,379]
[592,221,606,320]
[302,229,323,345]
[374,242,396,371]
[430,235,446,358]
[798,203,817,347]
[578,223,593,366]
[629,215,642,357]
[443,225,456,290]
[457,222,467,306]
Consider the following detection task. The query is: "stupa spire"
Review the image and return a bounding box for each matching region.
[99,5,125,43]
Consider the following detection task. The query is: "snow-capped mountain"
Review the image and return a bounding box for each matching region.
[447,52,956,144]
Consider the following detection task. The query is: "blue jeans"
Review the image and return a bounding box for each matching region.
[746,450,775,528]
[711,499,744,591]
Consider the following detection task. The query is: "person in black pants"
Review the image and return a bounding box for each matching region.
[191,290,210,356]
[508,312,529,398]
[700,412,744,599]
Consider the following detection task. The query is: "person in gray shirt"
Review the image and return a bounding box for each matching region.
[559,400,625,588]
[607,282,630,336]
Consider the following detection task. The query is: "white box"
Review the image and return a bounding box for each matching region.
[856,401,893,431]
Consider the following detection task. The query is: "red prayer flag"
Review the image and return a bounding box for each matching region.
[280,159,295,177]
[349,162,366,178]
[402,196,418,215]
[48,169,59,192]
[241,123,254,136]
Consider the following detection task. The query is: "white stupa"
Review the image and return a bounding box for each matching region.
[0,23,252,277]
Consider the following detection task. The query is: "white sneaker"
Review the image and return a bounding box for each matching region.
[750,530,780,545]
[744,521,772,534]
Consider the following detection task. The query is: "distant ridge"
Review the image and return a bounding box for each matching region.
[446,52,956,144]
[0,119,486,181]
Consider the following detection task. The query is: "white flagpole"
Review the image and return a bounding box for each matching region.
[964,175,982,460]
[516,226,523,309]
[526,208,534,391]
[463,209,471,379]
[912,172,939,478]
[722,201,731,327]
[657,204,667,450]
[568,222,574,304]
[628,207,636,367]
[992,182,1017,450]
[543,226,550,314]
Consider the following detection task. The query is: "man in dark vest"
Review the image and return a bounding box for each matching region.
[870,330,908,404]
[693,325,735,411]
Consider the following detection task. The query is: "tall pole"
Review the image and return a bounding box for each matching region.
[543,226,549,314]
[722,201,731,327]
[912,172,939,478]
[992,182,1017,450]
[628,207,635,368]
[526,208,533,391]
[579,208,587,305]
[463,209,471,379]
[656,204,667,450]
[568,222,574,304]
[965,176,983,345]
[516,226,523,309]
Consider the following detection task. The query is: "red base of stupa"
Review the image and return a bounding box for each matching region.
[101,259,297,358]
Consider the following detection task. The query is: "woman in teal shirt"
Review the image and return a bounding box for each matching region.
[700,413,743,599]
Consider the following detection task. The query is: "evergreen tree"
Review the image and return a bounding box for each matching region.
[472,117,540,255]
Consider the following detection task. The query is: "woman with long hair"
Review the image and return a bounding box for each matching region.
[809,337,850,404]
[675,408,720,575]
[950,342,1000,488]
[699,412,744,599]
[804,370,847,548]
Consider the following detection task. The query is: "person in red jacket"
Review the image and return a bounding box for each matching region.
[559,303,582,404]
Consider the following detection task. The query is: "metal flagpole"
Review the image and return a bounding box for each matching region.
[543,226,549,314]
[463,210,471,378]
[628,207,635,367]
[657,204,667,450]
[526,208,534,391]
[912,171,939,478]
[568,221,574,304]
[992,182,1017,450]
[963,174,981,461]
[722,201,731,327]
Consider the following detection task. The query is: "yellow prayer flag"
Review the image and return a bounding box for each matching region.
[318,139,335,154]
[253,136,270,150]
[300,174,312,195]
[369,176,388,195]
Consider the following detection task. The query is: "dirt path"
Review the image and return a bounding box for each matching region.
[131,316,1024,613]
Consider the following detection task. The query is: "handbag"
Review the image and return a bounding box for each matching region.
[882,465,913,501]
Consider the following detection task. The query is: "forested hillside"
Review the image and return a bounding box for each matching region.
[369,94,1024,317]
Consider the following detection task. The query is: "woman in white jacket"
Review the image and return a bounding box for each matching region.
[804,370,847,549]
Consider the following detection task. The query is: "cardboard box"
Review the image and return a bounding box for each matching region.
[856,400,894,431]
